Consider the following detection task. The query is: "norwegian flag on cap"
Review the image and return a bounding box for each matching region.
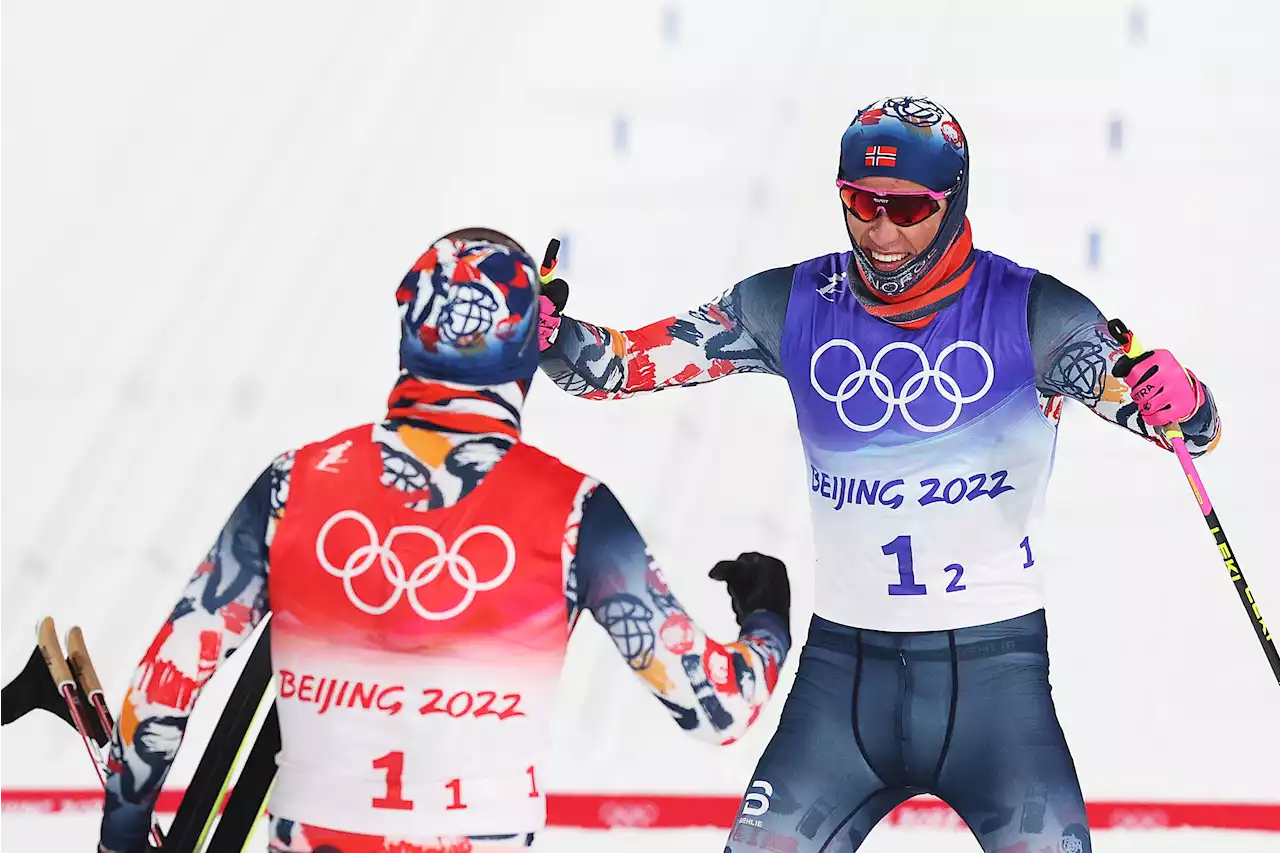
[864,145,898,167]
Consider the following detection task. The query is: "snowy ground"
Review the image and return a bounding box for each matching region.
[4,814,1277,853]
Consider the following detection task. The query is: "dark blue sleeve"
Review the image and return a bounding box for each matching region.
[718,265,796,374]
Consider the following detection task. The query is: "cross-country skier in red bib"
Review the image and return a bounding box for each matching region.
[97,228,792,853]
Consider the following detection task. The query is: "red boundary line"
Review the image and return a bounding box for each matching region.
[2,790,1278,831]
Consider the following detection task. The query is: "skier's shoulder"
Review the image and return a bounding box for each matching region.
[722,264,795,309]
[971,250,1104,351]
[265,425,376,502]
[718,261,807,336]
[720,249,860,319]
[1024,269,1104,343]
[293,424,377,460]
[506,450,627,536]
[972,247,1040,287]
[507,440,591,480]
[789,249,850,282]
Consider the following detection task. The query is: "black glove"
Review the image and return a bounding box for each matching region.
[708,552,790,628]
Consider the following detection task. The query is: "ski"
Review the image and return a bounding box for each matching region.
[205,702,281,852]
[164,619,275,853]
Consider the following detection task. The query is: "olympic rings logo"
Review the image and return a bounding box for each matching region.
[597,801,660,828]
[809,339,994,433]
[315,510,516,621]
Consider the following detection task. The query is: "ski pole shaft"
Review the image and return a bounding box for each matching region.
[1109,319,1280,685]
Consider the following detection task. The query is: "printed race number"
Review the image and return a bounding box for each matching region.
[372,755,541,811]
[372,751,414,810]
[885,535,964,597]
[884,535,1031,595]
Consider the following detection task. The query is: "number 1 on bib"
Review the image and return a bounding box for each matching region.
[884,535,927,596]
[372,751,414,811]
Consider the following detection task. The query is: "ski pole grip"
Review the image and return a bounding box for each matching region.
[540,238,561,284]
[1108,318,1150,379]
[36,617,74,688]
[65,627,104,697]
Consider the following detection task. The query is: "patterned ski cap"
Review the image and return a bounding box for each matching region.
[838,96,967,192]
[396,229,540,385]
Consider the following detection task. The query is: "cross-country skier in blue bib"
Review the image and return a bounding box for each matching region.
[536,96,1222,853]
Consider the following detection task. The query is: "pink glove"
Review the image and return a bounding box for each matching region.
[537,239,569,352]
[1123,349,1205,427]
[537,293,562,351]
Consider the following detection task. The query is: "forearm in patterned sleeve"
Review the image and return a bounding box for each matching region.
[1030,273,1221,456]
[569,482,789,744]
[538,267,793,399]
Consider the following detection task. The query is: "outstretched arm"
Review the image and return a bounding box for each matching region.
[538,266,793,398]
[98,454,291,853]
[565,481,789,744]
[1029,273,1221,456]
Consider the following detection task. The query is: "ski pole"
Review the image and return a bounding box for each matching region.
[1108,319,1280,685]
[65,626,168,848]
[35,617,108,787]
[64,627,122,752]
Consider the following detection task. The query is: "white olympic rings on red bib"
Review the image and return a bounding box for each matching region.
[316,509,516,621]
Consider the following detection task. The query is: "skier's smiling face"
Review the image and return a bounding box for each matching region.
[843,176,948,273]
